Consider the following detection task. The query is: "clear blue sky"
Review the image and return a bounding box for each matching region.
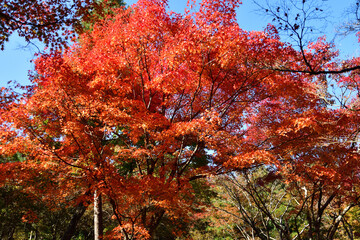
[0,0,358,88]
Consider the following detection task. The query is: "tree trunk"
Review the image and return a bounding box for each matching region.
[94,190,103,240]
[61,202,87,240]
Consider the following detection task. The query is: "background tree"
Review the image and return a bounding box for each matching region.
[253,0,360,75]
[339,0,360,35]
[212,166,359,240]
[0,0,124,50]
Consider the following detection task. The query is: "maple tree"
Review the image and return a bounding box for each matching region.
[210,167,358,240]
[0,0,123,50]
[1,0,360,239]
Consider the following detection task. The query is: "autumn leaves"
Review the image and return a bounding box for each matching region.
[1,0,360,239]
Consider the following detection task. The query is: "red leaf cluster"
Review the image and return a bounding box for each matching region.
[1,0,360,237]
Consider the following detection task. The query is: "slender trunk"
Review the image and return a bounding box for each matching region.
[148,209,165,239]
[7,227,15,240]
[61,202,88,240]
[94,190,103,240]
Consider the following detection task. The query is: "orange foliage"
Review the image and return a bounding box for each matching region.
[1,0,360,238]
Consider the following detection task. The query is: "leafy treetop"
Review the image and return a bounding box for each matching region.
[1,0,360,238]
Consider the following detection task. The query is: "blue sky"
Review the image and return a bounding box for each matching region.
[0,0,358,88]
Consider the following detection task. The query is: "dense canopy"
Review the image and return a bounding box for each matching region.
[1,0,360,239]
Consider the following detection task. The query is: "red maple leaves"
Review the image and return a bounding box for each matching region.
[1,0,360,238]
